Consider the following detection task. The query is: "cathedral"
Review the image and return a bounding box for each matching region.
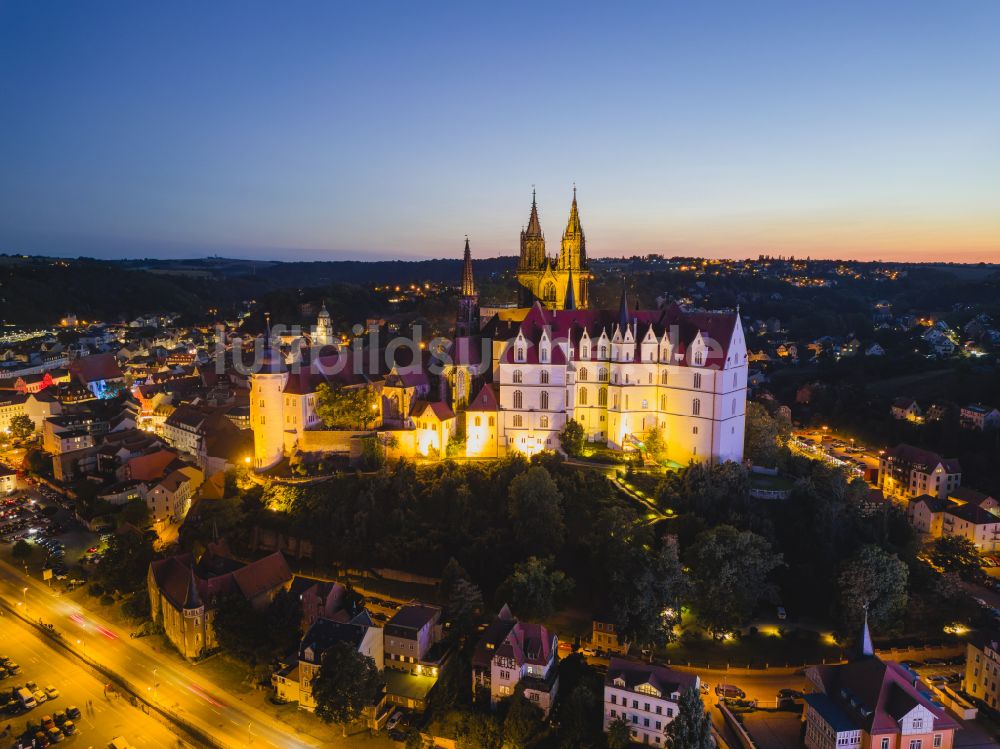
[515,189,592,310]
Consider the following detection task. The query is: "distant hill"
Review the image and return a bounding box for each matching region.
[0,254,518,326]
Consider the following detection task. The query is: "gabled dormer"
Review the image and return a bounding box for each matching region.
[634,680,662,698]
[613,675,626,689]
[640,324,657,363]
[597,329,610,360]
[539,328,552,365]
[579,329,591,360]
[689,332,707,367]
[513,331,528,363]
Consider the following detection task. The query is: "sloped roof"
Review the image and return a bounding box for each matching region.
[69,353,124,384]
[231,551,292,600]
[413,400,455,422]
[606,656,698,696]
[886,444,961,474]
[466,384,499,412]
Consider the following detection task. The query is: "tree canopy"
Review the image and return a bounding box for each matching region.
[837,544,909,633]
[314,382,379,429]
[312,641,385,729]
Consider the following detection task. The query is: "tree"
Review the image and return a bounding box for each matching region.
[501,688,545,748]
[312,641,385,734]
[928,536,981,576]
[644,427,665,461]
[118,498,151,529]
[665,685,714,749]
[8,414,35,441]
[12,539,32,560]
[315,382,379,429]
[558,419,585,458]
[744,402,790,466]
[837,544,909,633]
[686,525,783,634]
[95,529,155,594]
[214,589,302,667]
[607,715,632,749]
[497,556,572,621]
[507,466,565,556]
[610,540,688,650]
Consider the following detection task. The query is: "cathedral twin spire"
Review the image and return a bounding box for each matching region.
[518,187,587,272]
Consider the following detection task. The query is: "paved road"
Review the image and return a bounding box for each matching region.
[0,558,319,749]
[1,602,181,749]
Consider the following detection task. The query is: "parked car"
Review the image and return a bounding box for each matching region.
[386,711,403,731]
[44,686,59,699]
[65,706,81,720]
[715,684,746,699]
[61,721,76,736]
[776,606,787,620]
[777,688,802,700]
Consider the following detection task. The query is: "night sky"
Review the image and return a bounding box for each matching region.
[1,1,998,262]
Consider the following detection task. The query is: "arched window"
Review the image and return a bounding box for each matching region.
[731,400,737,416]
[488,416,494,426]
[582,345,589,359]
[456,370,466,398]
[540,370,549,384]
[543,283,556,303]
[540,415,549,428]
[694,351,704,366]
[599,367,608,382]
[693,398,701,416]
[516,347,524,362]
[660,394,667,410]
[579,387,588,406]
[540,347,549,363]
[540,391,549,410]
[733,372,738,387]
[513,370,523,384]
[598,387,607,406]
[579,367,588,381]
[599,345,607,358]
[513,390,523,409]
[513,414,523,427]
[474,416,481,427]
[693,373,702,389]
[661,370,668,385]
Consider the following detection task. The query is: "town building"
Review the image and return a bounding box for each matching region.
[890,397,923,422]
[960,404,1000,431]
[147,544,292,660]
[908,491,1000,551]
[603,657,700,746]
[964,630,1000,710]
[384,603,444,675]
[803,621,960,749]
[877,444,961,500]
[591,615,630,655]
[472,605,559,716]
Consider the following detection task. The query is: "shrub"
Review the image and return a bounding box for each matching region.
[100,593,115,606]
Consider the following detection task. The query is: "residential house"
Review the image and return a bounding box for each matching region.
[960,404,1000,431]
[384,603,444,676]
[804,622,959,749]
[878,444,961,500]
[603,657,700,747]
[68,353,125,399]
[465,384,501,458]
[0,468,15,495]
[472,605,559,716]
[591,615,629,655]
[964,630,1000,710]
[890,397,923,423]
[146,465,204,527]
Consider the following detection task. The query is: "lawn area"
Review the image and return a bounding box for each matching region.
[662,629,845,669]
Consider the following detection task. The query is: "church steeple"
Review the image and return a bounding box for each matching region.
[618,278,629,332]
[456,236,480,336]
[461,235,476,297]
[559,185,586,271]
[519,188,546,272]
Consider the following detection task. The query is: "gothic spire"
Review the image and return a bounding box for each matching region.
[564,269,576,310]
[618,277,629,332]
[461,236,476,297]
[526,188,542,237]
[860,604,874,658]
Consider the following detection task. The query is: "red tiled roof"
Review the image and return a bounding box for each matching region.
[69,353,124,384]
[467,384,499,412]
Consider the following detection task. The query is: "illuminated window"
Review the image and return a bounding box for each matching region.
[579,388,588,406]
[661,395,667,410]
[513,390,523,409]
[579,367,588,381]
[599,387,607,406]
[540,415,549,428]
[599,367,608,382]
[513,370,523,384]
[513,414,523,427]
[540,391,549,410]
[541,370,549,384]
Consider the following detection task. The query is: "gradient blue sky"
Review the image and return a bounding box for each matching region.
[1,1,998,262]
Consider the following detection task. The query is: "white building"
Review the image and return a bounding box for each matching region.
[491,297,747,464]
[603,657,700,747]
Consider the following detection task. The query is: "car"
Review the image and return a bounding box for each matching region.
[579,647,597,657]
[777,688,802,700]
[927,675,948,685]
[901,660,923,670]
[52,710,66,726]
[7,662,20,675]
[41,715,55,730]
[26,680,38,692]
[61,721,76,736]
[47,727,64,743]
[33,689,47,704]
[386,711,404,731]
[389,729,408,743]
[777,606,787,620]
[715,684,746,699]
[65,706,80,720]
[33,730,51,748]
[924,658,947,666]
[44,686,59,699]
[87,547,98,553]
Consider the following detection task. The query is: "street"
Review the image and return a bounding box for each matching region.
[0,557,319,749]
[1,600,182,749]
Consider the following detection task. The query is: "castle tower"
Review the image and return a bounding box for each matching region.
[250,314,289,471]
[456,236,480,336]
